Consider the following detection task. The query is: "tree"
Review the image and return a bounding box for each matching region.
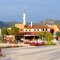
[2,27,19,35]
[37,34,43,39]
[0,29,3,42]
[1,27,8,35]
[7,27,19,35]
[56,31,60,37]
[44,32,53,44]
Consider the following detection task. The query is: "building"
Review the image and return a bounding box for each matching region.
[15,10,59,41]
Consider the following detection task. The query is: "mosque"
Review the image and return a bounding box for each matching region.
[15,10,60,40]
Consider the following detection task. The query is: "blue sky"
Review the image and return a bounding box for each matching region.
[0,0,60,23]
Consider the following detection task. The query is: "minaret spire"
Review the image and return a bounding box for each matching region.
[23,9,26,26]
[31,21,33,27]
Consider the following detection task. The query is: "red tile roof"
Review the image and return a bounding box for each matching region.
[25,25,60,29]
[25,25,49,29]
[57,25,60,28]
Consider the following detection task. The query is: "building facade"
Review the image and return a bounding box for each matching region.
[14,10,60,40]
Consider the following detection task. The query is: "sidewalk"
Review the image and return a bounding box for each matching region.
[0,43,31,48]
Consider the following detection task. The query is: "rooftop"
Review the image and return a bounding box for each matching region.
[25,25,49,29]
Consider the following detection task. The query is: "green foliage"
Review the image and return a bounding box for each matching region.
[2,27,19,35]
[56,31,60,36]
[12,27,19,35]
[37,34,43,39]
[7,27,19,35]
[7,28,12,35]
[1,27,8,35]
[0,29,3,42]
[0,29,2,37]
[44,32,53,44]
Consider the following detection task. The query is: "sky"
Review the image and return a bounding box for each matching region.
[0,0,60,23]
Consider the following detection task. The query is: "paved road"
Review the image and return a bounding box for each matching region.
[0,45,60,60]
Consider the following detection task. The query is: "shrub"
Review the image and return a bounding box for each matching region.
[29,42,35,46]
[24,41,30,44]
[29,41,45,46]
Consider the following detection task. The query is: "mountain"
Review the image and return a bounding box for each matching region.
[0,21,19,28]
[0,19,60,28]
[0,21,7,28]
[6,21,20,27]
[34,19,60,25]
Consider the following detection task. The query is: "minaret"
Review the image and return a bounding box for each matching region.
[23,9,26,25]
[31,21,33,27]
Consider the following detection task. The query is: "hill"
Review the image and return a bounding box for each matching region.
[34,19,60,25]
[0,21,19,28]
[0,19,60,28]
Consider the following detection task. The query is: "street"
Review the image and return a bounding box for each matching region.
[0,45,60,60]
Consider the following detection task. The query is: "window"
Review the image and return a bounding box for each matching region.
[43,29,44,31]
[20,29,22,31]
[34,29,36,31]
[29,30,30,31]
[26,30,27,31]
[38,29,39,31]
[46,28,47,31]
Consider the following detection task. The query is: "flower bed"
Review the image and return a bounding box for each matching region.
[24,41,30,44]
[24,40,30,44]
[24,40,46,46]
[29,42,35,46]
[23,39,56,46]
[29,41,45,46]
